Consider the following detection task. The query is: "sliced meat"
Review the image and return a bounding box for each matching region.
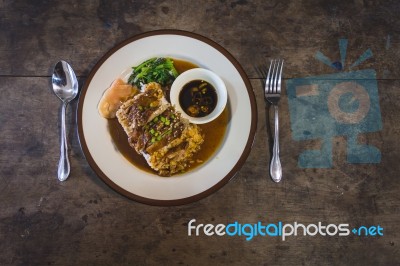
[116,82,204,176]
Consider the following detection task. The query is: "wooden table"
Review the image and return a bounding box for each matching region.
[1,1,399,265]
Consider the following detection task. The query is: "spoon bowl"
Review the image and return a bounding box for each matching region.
[52,61,79,101]
[52,60,79,181]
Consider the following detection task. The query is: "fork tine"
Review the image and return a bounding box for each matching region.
[265,60,273,93]
[271,59,278,93]
[265,59,284,94]
[271,59,279,94]
[277,60,284,93]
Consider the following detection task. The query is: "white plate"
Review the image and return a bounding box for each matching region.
[77,30,257,206]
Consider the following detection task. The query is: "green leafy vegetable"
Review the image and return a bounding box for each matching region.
[128,57,179,87]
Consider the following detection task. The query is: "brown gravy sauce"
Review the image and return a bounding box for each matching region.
[107,59,229,174]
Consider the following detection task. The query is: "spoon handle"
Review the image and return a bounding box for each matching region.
[58,102,70,181]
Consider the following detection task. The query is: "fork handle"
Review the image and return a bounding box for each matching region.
[271,105,282,182]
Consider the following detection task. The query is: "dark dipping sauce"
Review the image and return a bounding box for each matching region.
[107,59,229,174]
[179,80,217,117]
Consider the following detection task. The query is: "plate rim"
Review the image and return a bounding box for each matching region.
[77,29,257,206]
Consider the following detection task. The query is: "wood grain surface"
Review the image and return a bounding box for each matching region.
[0,1,399,265]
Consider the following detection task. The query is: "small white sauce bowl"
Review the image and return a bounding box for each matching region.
[170,68,227,124]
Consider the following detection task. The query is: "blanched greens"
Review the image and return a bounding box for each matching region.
[128,57,179,87]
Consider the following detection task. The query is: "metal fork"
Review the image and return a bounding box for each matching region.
[264,59,284,182]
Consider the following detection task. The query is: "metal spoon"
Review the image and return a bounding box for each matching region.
[52,60,79,181]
